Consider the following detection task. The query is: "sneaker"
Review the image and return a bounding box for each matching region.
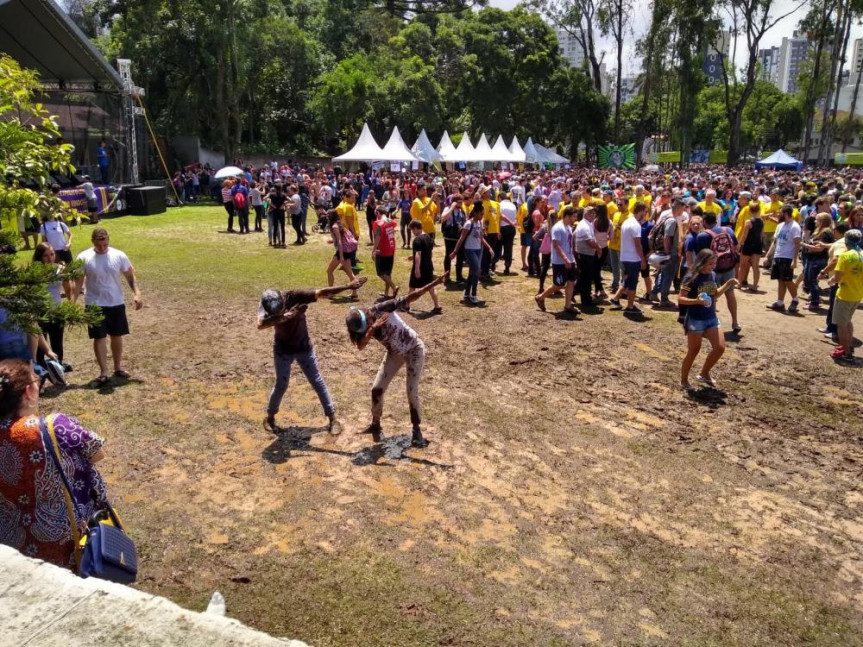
[732,323,742,332]
[767,302,785,311]
[431,306,443,314]
[696,374,717,388]
[263,416,277,433]
[658,300,677,310]
[623,306,642,314]
[469,295,479,304]
[609,298,621,308]
[361,422,382,441]
[411,427,429,448]
[328,416,342,436]
[788,300,800,313]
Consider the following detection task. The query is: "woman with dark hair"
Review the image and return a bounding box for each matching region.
[398,190,413,248]
[593,203,610,299]
[0,358,110,570]
[450,201,495,304]
[268,184,287,248]
[32,243,71,372]
[365,191,377,243]
[346,273,447,448]
[326,210,360,299]
[221,179,235,232]
[677,249,739,390]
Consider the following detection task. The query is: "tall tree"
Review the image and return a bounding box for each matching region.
[532,0,605,92]
[798,0,838,165]
[634,0,673,164]
[598,0,633,142]
[717,0,807,167]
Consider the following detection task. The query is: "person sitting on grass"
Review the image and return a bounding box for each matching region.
[677,249,739,390]
[257,276,368,434]
[346,272,448,449]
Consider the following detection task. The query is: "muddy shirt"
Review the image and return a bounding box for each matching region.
[267,289,317,354]
[371,310,421,355]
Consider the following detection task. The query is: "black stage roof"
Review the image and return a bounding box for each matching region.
[0,0,122,90]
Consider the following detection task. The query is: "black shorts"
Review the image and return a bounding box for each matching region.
[400,213,411,226]
[376,255,394,276]
[88,304,129,340]
[335,250,356,263]
[771,257,794,282]
[87,197,98,213]
[552,263,578,286]
[409,272,435,289]
[55,249,73,264]
[640,266,650,278]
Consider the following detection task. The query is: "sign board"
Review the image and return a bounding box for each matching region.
[834,152,863,165]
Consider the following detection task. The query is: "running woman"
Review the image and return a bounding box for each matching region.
[346,272,448,448]
[677,249,739,390]
[258,276,368,433]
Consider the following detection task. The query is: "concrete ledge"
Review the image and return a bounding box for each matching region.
[0,545,310,646]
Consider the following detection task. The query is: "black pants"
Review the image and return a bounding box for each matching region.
[224,202,235,231]
[538,253,551,292]
[291,213,304,243]
[366,214,376,243]
[593,247,608,293]
[576,252,597,305]
[443,237,465,280]
[37,320,64,365]
[273,211,286,245]
[254,205,264,231]
[482,233,500,275]
[500,226,516,272]
[238,206,250,233]
[825,284,838,333]
[528,240,540,276]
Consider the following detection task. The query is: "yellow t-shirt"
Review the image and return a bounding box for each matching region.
[578,197,601,209]
[516,202,528,234]
[836,249,863,302]
[483,200,501,234]
[763,200,782,234]
[734,205,750,239]
[698,201,723,219]
[336,201,359,236]
[628,194,652,214]
[558,201,573,218]
[608,209,628,251]
[410,197,438,234]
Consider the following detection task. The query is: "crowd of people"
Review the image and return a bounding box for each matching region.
[2,159,862,577]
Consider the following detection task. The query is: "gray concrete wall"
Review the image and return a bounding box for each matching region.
[0,545,310,647]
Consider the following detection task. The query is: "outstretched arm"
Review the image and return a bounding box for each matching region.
[315,275,368,300]
[374,272,448,313]
[258,303,309,330]
[354,312,389,350]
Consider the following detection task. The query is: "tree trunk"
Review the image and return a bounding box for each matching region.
[843,59,863,152]
[216,52,230,164]
[613,0,623,143]
[819,0,851,166]
[801,2,834,165]
[228,0,243,158]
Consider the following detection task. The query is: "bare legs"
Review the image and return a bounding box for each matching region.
[681,327,725,388]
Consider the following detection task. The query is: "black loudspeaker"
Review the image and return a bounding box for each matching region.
[126,186,166,215]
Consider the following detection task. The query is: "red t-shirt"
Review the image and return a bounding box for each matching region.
[374,219,397,257]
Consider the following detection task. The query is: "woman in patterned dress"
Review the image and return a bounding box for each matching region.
[0,359,108,570]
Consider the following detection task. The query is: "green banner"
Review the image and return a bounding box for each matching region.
[648,151,681,163]
[598,144,636,169]
[708,150,728,163]
[835,152,863,165]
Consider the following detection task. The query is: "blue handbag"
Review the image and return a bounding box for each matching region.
[40,416,138,583]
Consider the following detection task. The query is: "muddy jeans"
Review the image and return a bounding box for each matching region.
[267,349,335,417]
[372,343,426,426]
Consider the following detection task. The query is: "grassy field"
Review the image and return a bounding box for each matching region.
[28,204,862,646]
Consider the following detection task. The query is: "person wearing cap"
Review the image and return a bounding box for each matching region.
[72,228,143,385]
[827,229,863,363]
[257,276,367,434]
[81,175,99,224]
[346,273,448,448]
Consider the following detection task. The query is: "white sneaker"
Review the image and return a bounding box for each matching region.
[469,295,479,304]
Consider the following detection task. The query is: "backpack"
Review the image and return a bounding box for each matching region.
[707,227,738,271]
[522,208,535,235]
[649,216,669,253]
[233,190,247,209]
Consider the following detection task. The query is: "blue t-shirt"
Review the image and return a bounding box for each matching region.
[97,146,108,167]
[694,225,738,255]
[640,220,654,254]
[682,271,718,320]
[683,232,698,268]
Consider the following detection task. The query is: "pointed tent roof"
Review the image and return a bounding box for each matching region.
[508,137,526,163]
[523,137,540,164]
[755,149,803,171]
[453,132,476,162]
[474,133,494,161]
[333,123,385,162]
[437,130,457,161]
[535,144,569,164]
[411,129,441,163]
[491,135,517,163]
[380,127,419,162]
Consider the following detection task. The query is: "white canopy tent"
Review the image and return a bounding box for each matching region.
[411,129,441,163]
[508,137,527,163]
[473,133,494,162]
[437,130,457,161]
[535,144,568,165]
[491,135,519,163]
[333,123,385,162]
[380,127,420,162]
[523,138,540,164]
[452,132,476,162]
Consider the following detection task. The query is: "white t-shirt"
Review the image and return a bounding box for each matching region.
[463,219,484,250]
[249,188,263,206]
[774,220,801,260]
[82,182,95,200]
[620,216,643,263]
[499,199,517,227]
[77,247,132,307]
[319,185,333,203]
[550,220,574,265]
[548,189,563,211]
[575,218,596,255]
[511,184,525,206]
[40,220,70,251]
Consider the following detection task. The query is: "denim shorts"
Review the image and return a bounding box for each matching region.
[622,261,641,290]
[520,232,532,246]
[685,315,720,333]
